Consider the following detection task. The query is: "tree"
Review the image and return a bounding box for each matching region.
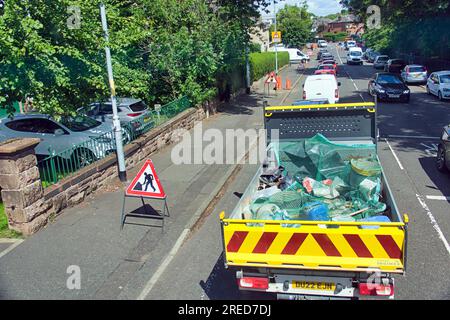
[0,0,272,116]
[340,0,450,59]
[270,3,313,48]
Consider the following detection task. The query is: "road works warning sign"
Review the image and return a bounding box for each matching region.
[126,160,166,199]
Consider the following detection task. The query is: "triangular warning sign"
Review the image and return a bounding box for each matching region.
[126,160,166,199]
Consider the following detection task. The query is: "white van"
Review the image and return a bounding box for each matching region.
[302,74,341,104]
[347,47,363,65]
[269,47,310,63]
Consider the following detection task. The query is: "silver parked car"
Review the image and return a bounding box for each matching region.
[77,98,152,141]
[374,55,389,69]
[0,114,115,164]
[401,65,428,84]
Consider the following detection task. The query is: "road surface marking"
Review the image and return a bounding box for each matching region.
[137,228,190,300]
[426,195,450,201]
[0,239,24,260]
[384,138,404,170]
[416,194,450,256]
[388,135,439,140]
[420,143,438,156]
[281,68,305,104]
[333,45,366,103]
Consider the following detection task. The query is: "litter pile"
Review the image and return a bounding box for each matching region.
[242,134,391,223]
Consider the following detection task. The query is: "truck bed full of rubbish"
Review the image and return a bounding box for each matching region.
[231,134,398,224]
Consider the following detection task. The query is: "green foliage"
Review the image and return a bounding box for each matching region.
[0,0,272,115]
[269,3,313,48]
[249,51,289,82]
[322,32,348,42]
[342,0,450,59]
[250,42,262,53]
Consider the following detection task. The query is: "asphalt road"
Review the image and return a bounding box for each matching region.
[145,44,450,300]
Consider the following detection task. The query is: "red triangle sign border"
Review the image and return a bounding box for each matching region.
[125,160,166,199]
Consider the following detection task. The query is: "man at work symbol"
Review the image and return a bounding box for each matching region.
[143,172,156,192]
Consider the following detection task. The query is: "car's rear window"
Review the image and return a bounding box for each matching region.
[377,56,388,61]
[129,101,148,112]
[409,66,426,72]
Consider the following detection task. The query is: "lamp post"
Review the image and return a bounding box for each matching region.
[100,3,127,182]
[273,0,278,75]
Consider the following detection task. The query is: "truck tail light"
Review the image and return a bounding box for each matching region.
[335,89,339,98]
[127,113,142,117]
[238,277,269,290]
[358,283,394,296]
[303,90,306,99]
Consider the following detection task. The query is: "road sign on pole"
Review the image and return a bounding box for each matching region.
[272,31,282,43]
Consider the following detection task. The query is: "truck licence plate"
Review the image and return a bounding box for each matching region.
[292,281,336,291]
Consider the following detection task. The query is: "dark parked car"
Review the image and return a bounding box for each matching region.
[385,59,407,73]
[368,73,411,102]
[437,124,450,172]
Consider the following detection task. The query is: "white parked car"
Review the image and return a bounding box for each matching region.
[427,71,450,100]
[302,74,341,104]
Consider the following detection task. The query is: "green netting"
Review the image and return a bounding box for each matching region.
[247,134,387,222]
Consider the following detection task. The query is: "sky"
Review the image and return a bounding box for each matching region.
[262,0,344,17]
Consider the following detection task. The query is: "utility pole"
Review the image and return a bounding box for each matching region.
[245,46,251,94]
[100,3,127,182]
[273,0,278,74]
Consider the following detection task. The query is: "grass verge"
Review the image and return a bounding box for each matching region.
[0,202,22,239]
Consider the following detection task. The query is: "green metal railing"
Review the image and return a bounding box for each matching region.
[38,96,191,187]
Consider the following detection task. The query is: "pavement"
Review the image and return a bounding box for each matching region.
[0,64,298,300]
[145,44,450,300]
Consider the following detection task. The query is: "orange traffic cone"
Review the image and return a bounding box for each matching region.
[276,76,282,90]
[285,78,292,90]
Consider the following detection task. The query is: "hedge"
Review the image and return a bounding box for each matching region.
[249,51,290,82]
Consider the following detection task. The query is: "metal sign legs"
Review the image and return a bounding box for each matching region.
[120,193,170,232]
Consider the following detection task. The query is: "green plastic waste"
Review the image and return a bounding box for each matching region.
[249,134,387,222]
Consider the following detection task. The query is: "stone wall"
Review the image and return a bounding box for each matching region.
[0,105,211,236]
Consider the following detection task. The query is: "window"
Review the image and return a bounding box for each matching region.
[409,66,426,73]
[99,103,113,115]
[129,101,148,112]
[377,74,403,84]
[60,115,101,132]
[5,118,64,134]
[439,74,450,84]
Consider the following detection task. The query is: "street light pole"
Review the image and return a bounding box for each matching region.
[274,0,278,74]
[100,3,127,182]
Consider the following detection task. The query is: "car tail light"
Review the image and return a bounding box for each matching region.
[127,113,142,117]
[335,89,339,98]
[358,283,394,296]
[238,277,269,290]
[303,90,306,99]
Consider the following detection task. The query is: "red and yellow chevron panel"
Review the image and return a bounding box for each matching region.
[222,219,406,273]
